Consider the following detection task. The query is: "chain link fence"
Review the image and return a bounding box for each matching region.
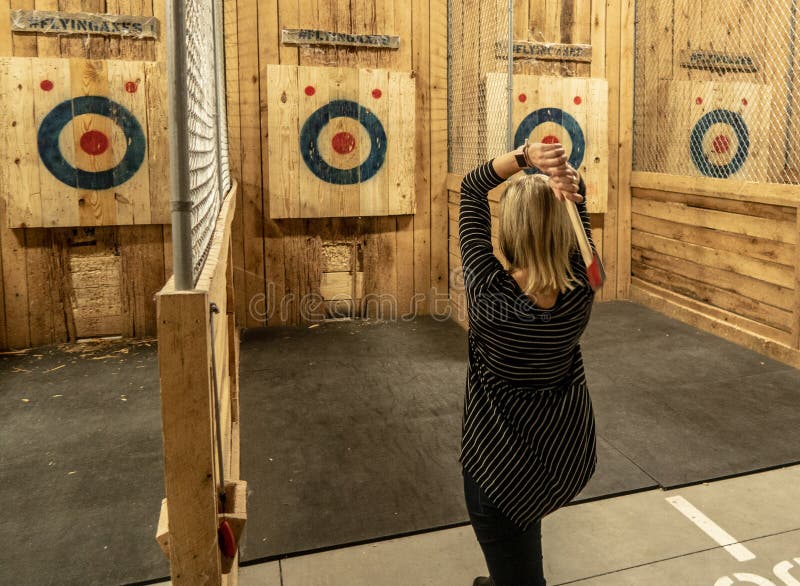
[169,0,231,288]
[448,0,513,175]
[634,0,800,184]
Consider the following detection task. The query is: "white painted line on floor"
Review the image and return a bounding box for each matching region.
[666,495,756,562]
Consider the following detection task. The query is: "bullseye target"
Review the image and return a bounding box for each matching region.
[267,64,415,218]
[485,75,608,211]
[514,108,586,175]
[661,81,771,182]
[299,99,387,185]
[37,96,146,190]
[689,109,750,179]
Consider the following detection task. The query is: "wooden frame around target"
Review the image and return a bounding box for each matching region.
[0,57,169,228]
[266,64,416,219]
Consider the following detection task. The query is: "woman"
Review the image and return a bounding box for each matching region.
[459,142,598,586]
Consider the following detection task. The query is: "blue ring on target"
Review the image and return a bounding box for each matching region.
[690,109,749,179]
[299,99,387,185]
[514,108,586,175]
[37,96,146,190]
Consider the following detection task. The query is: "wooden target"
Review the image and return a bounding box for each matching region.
[0,57,169,228]
[660,81,771,181]
[266,65,416,219]
[486,74,609,213]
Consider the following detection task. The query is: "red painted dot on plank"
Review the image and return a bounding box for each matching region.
[518,93,527,103]
[332,132,356,155]
[696,97,703,105]
[40,80,54,91]
[80,130,110,156]
[542,135,560,145]
[125,81,138,93]
[372,88,382,99]
[574,96,582,105]
[305,85,316,96]
[742,98,749,106]
[712,135,730,154]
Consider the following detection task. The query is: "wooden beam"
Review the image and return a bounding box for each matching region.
[615,0,634,299]
[794,211,800,348]
[412,0,431,314]
[157,286,220,583]
[430,0,449,310]
[631,172,800,208]
[239,0,266,327]
[157,185,240,584]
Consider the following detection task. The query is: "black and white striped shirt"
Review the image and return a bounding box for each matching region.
[458,161,597,530]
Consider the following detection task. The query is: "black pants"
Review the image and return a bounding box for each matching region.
[463,468,546,586]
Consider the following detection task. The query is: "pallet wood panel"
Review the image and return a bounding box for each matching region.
[631,260,792,332]
[0,56,169,227]
[485,74,610,213]
[659,80,772,181]
[632,186,800,360]
[266,64,415,218]
[632,198,796,244]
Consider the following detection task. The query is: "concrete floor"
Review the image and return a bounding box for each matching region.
[219,465,800,586]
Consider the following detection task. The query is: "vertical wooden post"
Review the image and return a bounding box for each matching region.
[430,0,450,311]
[794,210,800,349]
[157,289,221,584]
[616,0,635,299]
[602,0,621,301]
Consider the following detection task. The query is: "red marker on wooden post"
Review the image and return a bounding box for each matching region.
[565,199,605,290]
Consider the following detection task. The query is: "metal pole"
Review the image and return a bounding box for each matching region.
[506,0,514,151]
[167,0,194,291]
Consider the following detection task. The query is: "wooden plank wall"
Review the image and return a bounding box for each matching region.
[0,0,170,350]
[225,0,449,327]
[448,0,634,328]
[630,0,800,367]
[630,174,800,367]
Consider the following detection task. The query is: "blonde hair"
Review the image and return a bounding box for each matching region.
[499,173,578,294]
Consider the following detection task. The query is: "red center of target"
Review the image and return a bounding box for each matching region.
[80,130,110,156]
[712,134,730,154]
[332,132,357,155]
[542,135,560,145]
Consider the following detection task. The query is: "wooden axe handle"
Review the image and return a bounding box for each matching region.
[564,198,593,267]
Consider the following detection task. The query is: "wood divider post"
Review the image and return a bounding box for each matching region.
[156,182,243,585]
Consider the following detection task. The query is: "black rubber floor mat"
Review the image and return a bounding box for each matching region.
[582,302,800,489]
[239,314,660,560]
[0,340,168,586]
